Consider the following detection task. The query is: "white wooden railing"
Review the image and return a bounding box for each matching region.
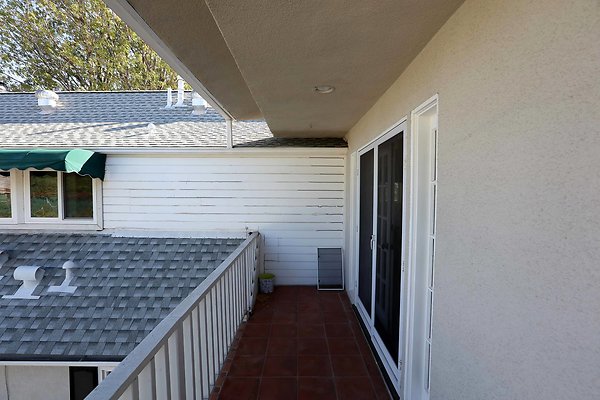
[86,232,260,400]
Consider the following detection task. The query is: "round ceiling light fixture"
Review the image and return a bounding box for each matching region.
[314,85,335,94]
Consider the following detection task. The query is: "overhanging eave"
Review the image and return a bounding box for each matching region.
[104,0,262,121]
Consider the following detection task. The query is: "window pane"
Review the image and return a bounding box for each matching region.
[30,171,58,218]
[63,173,93,218]
[0,172,11,218]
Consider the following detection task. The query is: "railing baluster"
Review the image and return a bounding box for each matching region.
[154,346,169,400]
[191,305,202,400]
[182,316,195,399]
[137,359,156,400]
[206,289,215,388]
[247,247,252,310]
[167,329,184,400]
[250,246,254,301]
[209,288,217,387]
[200,299,209,397]
[242,257,248,315]
[219,277,226,367]
[227,267,233,345]
[215,281,223,368]
[236,258,241,323]
[118,383,136,400]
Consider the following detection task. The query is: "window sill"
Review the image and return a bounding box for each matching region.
[0,223,102,231]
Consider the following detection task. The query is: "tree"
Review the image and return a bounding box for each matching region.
[0,0,179,91]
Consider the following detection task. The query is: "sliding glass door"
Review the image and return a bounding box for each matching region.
[356,122,407,386]
[374,133,404,364]
[358,149,374,312]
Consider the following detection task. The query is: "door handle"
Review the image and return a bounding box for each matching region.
[370,234,376,250]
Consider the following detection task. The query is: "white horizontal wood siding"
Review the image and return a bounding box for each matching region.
[102,152,345,285]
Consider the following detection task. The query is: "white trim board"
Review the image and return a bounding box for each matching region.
[0,147,348,156]
[404,94,439,400]
[0,361,120,368]
[97,147,348,156]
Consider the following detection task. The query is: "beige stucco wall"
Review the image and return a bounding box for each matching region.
[345,0,600,399]
[0,365,69,400]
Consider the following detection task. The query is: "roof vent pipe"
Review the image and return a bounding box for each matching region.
[3,266,45,300]
[191,92,207,115]
[226,119,233,148]
[164,87,173,108]
[174,77,185,107]
[35,89,59,114]
[48,260,78,294]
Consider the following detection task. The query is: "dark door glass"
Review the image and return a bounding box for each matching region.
[374,133,403,363]
[358,150,375,313]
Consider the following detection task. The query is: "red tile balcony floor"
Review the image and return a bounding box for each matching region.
[211,286,392,400]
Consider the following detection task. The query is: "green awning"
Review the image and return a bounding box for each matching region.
[0,149,107,180]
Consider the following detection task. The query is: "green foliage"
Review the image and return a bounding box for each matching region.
[0,195,10,218]
[0,0,179,91]
[29,171,59,218]
[258,273,275,280]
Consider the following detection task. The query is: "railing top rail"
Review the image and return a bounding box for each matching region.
[86,231,259,400]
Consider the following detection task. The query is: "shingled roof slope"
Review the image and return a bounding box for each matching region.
[0,233,243,361]
[0,91,347,148]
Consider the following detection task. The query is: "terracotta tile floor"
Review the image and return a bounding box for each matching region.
[211,286,392,400]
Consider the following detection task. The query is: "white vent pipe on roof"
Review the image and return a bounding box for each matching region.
[48,260,78,294]
[191,92,207,115]
[174,77,185,107]
[35,89,59,114]
[226,119,233,148]
[164,87,173,108]
[2,265,45,300]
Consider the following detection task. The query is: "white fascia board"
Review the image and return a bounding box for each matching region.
[106,229,248,239]
[0,361,120,368]
[2,146,348,156]
[95,147,348,156]
[103,0,233,120]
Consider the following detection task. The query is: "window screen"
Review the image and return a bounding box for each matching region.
[317,247,344,290]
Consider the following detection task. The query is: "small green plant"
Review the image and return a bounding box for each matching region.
[258,273,275,280]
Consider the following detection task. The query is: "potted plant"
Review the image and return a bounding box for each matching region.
[258,273,275,294]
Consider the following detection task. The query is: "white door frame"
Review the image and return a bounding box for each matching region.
[354,117,409,393]
[404,94,439,400]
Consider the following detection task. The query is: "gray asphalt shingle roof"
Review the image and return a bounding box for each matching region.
[0,91,347,148]
[0,232,243,361]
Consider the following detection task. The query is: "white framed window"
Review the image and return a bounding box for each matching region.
[0,171,17,223]
[0,169,102,230]
[98,366,114,383]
